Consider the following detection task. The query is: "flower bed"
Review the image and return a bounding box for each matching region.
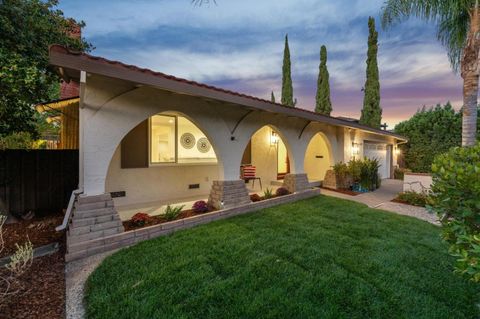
[124,205,216,232]
[123,189,292,232]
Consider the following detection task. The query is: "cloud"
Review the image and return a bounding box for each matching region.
[59,0,463,127]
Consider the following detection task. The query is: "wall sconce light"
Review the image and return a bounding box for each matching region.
[270,131,279,146]
[351,142,360,157]
[394,146,401,155]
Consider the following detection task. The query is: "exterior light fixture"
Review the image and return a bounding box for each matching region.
[351,142,360,157]
[270,131,279,146]
[394,146,401,155]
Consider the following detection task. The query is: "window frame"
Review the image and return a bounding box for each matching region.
[149,114,177,165]
[148,114,217,167]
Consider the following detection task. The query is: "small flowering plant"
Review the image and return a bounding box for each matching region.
[130,212,152,227]
[250,194,262,202]
[192,200,209,213]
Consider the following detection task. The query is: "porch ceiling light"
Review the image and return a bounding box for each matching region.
[270,131,279,146]
[351,142,360,156]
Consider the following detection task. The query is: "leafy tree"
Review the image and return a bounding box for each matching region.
[382,0,479,146]
[315,45,332,115]
[271,91,276,103]
[394,103,480,172]
[0,0,91,138]
[360,17,382,128]
[281,34,295,107]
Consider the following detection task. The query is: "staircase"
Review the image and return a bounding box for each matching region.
[66,193,124,261]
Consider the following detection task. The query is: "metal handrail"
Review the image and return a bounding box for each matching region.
[56,189,83,231]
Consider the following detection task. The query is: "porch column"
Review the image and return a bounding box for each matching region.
[208,180,251,210]
[282,173,309,193]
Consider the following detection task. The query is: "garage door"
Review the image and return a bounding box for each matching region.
[363,142,391,179]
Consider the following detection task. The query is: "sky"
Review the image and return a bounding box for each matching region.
[58,0,463,128]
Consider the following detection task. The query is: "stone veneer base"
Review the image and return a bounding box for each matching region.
[65,188,320,262]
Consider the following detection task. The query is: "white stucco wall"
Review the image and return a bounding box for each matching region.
[80,73,401,202]
[403,173,432,193]
[105,146,219,207]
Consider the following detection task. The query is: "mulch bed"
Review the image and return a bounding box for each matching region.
[1,214,65,258]
[1,213,66,318]
[320,187,360,196]
[123,208,216,231]
[0,251,65,319]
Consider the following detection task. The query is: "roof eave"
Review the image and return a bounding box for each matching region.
[48,45,407,142]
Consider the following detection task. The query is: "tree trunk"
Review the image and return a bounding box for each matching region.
[461,2,480,146]
[462,71,479,146]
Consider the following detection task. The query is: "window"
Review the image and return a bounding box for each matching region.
[150,114,217,164]
[150,115,175,163]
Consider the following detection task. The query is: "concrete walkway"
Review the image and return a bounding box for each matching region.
[320,179,439,225]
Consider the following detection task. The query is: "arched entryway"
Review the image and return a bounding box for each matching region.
[105,111,220,219]
[304,132,333,183]
[240,125,292,191]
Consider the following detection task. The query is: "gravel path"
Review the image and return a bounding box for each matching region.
[376,202,439,225]
[65,250,117,319]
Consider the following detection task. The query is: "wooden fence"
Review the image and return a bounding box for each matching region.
[0,150,78,217]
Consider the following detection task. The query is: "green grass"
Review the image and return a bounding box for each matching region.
[85,195,480,319]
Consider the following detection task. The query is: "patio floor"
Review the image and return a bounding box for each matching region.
[116,182,282,221]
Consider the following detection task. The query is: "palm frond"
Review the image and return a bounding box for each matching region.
[381,0,472,70]
[437,10,469,71]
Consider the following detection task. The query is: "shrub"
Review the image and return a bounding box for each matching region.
[192,200,209,213]
[359,158,381,191]
[0,132,34,150]
[347,158,362,183]
[333,162,351,189]
[130,213,152,227]
[250,194,262,202]
[263,188,274,199]
[396,191,428,207]
[163,205,185,221]
[275,187,289,196]
[429,143,480,282]
[394,167,410,180]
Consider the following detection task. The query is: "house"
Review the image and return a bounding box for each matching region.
[48,45,407,260]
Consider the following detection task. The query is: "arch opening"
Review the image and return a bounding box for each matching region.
[105,111,221,220]
[240,125,292,192]
[303,132,333,183]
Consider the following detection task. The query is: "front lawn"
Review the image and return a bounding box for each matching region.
[85,196,480,319]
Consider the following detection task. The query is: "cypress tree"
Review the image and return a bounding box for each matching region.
[360,17,382,128]
[315,45,332,115]
[271,91,276,103]
[281,34,295,107]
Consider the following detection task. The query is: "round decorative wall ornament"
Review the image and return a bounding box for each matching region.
[180,133,195,149]
[197,137,211,153]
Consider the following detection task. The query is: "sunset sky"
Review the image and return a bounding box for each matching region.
[59,0,463,128]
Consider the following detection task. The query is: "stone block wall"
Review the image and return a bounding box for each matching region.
[208,180,251,209]
[282,173,309,193]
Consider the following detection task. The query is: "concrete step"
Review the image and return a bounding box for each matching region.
[69,220,123,236]
[67,226,123,244]
[74,200,114,212]
[70,214,120,228]
[73,207,117,219]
